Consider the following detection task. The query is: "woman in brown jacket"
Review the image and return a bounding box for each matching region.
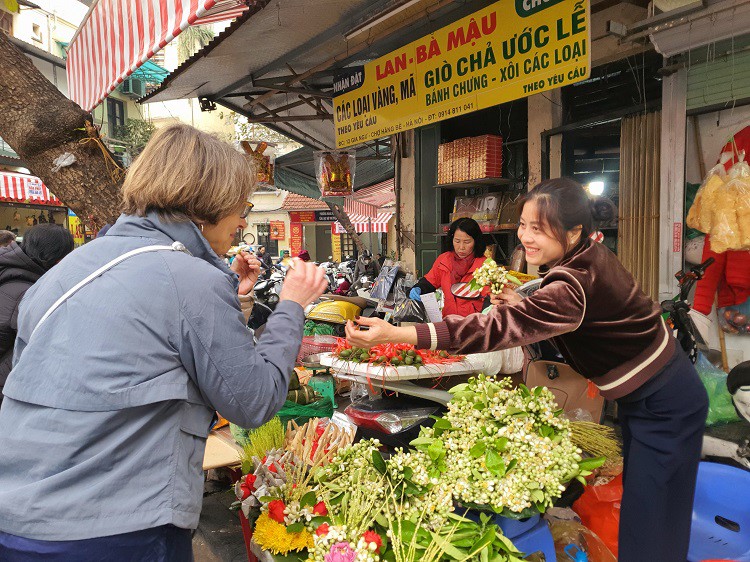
[346,178,708,562]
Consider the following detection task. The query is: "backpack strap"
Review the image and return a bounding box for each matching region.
[30,241,191,340]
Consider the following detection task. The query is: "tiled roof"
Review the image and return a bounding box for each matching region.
[280,191,329,211]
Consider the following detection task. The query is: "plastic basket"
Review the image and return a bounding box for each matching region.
[297,335,338,364]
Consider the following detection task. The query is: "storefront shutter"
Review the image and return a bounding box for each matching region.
[687,49,750,111]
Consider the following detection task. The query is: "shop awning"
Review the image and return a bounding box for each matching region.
[334,212,393,235]
[0,172,63,206]
[66,0,255,112]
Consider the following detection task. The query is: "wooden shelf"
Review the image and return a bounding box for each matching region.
[435,177,520,189]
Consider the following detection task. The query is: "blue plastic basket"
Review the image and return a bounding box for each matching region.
[689,462,750,562]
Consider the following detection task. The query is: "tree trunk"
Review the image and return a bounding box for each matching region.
[326,201,366,254]
[0,33,122,228]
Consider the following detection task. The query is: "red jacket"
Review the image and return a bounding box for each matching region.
[693,126,750,314]
[422,252,486,317]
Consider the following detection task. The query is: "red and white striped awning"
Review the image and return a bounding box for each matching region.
[193,0,249,24]
[344,198,378,219]
[67,0,221,112]
[0,172,64,206]
[333,212,393,234]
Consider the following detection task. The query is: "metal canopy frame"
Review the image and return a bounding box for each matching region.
[144,0,497,150]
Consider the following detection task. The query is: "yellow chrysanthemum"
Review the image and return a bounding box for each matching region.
[252,512,314,555]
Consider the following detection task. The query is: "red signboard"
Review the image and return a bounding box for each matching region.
[290,223,304,257]
[288,211,316,223]
[270,221,285,240]
[673,222,683,252]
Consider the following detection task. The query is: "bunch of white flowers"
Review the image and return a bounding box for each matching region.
[392,376,592,517]
[307,525,383,562]
[470,259,521,294]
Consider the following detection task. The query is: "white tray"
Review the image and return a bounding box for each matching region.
[319,352,484,381]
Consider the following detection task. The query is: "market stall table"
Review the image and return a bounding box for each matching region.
[202,426,243,471]
[319,352,488,405]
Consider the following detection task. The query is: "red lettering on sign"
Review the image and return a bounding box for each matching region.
[673,222,683,252]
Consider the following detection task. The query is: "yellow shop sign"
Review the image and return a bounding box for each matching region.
[333,0,590,148]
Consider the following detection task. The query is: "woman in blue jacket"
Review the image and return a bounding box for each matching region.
[0,124,328,561]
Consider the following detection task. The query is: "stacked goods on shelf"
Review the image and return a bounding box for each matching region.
[470,135,503,180]
[437,134,503,184]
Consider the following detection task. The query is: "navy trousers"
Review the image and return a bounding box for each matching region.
[0,524,193,561]
[617,347,708,562]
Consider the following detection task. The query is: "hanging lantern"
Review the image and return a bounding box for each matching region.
[315,150,356,197]
[240,141,276,186]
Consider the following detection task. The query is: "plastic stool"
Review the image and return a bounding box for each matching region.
[512,518,557,562]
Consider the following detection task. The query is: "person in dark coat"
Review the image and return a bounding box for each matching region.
[0,224,74,402]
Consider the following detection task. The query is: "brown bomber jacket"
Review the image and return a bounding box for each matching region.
[415,239,675,400]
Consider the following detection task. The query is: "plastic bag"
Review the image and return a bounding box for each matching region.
[546,518,617,562]
[717,296,750,336]
[687,159,750,252]
[370,261,400,301]
[572,474,622,557]
[315,150,355,197]
[695,353,741,426]
[391,278,427,323]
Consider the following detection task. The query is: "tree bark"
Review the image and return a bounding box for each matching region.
[326,201,366,254]
[0,33,122,228]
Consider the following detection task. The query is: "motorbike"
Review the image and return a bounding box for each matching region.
[253,264,284,310]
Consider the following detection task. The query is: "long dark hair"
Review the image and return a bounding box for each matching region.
[448,218,486,258]
[22,224,74,271]
[518,178,613,254]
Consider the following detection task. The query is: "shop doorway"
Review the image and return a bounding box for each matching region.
[256,223,278,256]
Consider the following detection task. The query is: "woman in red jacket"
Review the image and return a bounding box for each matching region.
[409,218,487,317]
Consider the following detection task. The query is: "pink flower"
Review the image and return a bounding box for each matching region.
[363,530,383,550]
[313,501,328,516]
[324,542,357,562]
[267,500,286,524]
[315,523,330,537]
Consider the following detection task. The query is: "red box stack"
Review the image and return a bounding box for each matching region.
[469,135,503,180]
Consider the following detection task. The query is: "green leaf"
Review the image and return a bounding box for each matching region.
[506,459,517,473]
[471,527,497,555]
[518,384,531,398]
[329,493,345,505]
[403,466,413,480]
[375,513,388,527]
[399,520,417,543]
[576,475,588,486]
[409,436,434,449]
[480,545,489,562]
[432,417,453,430]
[372,450,387,474]
[310,516,329,527]
[448,383,468,394]
[494,437,508,452]
[473,401,487,411]
[258,496,276,503]
[554,408,564,417]
[286,522,304,533]
[429,531,467,559]
[533,385,544,397]
[485,449,505,477]
[300,491,317,508]
[505,406,523,416]
[577,456,607,471]
[505,273,522,286]
[427,439,444,462]
[470,442,486,458]
[530,489,545,503]
[535,502,546,513]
